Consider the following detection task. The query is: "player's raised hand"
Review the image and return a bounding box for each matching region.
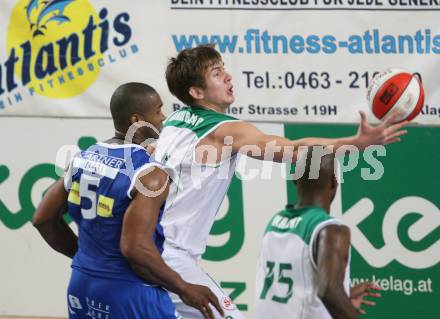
[354,110,408,149]
[350,281,382,314]
[179,283,224,318]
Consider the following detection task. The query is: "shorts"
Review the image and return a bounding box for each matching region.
[67,268,180,319]
[163,246,246,319]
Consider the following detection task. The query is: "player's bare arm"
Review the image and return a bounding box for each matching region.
[32,178,78,258]
[198,110,408,164]
[315,224,360,319]
[292,110,407,150]
[120,167,224,319]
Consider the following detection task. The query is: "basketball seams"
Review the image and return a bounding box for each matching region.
[369,68,423,122]
[372,72,412,119]
[383,76,421,122]
[406,76,425,122]
[367,68,403,111]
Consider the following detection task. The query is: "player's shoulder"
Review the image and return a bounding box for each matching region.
[164,106,240,139]
[137,165,169,191]
[301,206,333,224]
[86,142,147,154]
[265,206,337,245]
[319,223,350,238]
[94,142,151,169]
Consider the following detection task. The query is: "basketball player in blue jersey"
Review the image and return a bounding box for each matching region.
[153,45,406,318]
[32,83,224,319]
[255,147,381,319]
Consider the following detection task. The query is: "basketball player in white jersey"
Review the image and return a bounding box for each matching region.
[255,147,381,319]
[153,45,402,318]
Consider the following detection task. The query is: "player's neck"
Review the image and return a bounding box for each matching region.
[295,196,330,213]
[105,131,151,146]
[194,101,227,114]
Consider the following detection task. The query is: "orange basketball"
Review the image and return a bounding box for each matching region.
[367,68,424,123]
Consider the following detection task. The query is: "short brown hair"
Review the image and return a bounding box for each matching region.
[165,45,222,106]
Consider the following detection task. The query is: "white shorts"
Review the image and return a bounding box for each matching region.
[162,246,246,319]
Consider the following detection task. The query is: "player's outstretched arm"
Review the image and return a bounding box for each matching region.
[32,178,78,258]
[288,111,407,151]
[120,167,224,319]
[315,225,360,319]
[208,110,407,163]
[207,121,306,163]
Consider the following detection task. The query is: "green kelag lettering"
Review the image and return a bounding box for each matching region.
[203,175,244,261]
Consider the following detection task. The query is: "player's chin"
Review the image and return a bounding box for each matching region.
[226,94,235,104]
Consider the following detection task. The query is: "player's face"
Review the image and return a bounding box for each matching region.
[142,94,166,138]
[201,61,235,109]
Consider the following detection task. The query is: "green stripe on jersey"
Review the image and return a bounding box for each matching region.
[163,106,239,138]
[265,206,332,245]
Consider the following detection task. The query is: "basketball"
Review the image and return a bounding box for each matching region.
[367,68,424,123]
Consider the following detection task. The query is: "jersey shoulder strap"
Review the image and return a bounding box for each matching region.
[163,107,239,138]
[264,206,334,245]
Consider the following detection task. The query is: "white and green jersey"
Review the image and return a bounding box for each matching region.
[255,206,350,319]
[154,107,240,257]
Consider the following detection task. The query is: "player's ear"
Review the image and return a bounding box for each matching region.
[130,113,143,125]
[189,86,204,101]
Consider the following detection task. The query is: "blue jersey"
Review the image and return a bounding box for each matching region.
[64,142,165,283]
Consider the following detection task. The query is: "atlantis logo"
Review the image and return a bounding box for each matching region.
[1,0,139,108]
[26,0,76,37]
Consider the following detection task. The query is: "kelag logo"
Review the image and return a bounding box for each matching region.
[0,136,97,229]
[1,0,138,107]
[285,124,439,319]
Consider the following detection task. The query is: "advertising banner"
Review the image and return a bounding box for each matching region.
[285,124,440,319]
[1,117,438,318]
[0,1,439,124]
